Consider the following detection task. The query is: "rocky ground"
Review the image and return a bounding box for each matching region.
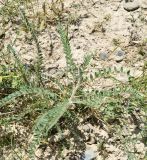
[0,0,147,159]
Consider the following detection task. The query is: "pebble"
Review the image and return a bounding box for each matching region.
[99,52,108,61]
[123,0,140,12]
[129,69,143,78]
[35,148,43,158]
[135,142,145,153]
[115,73,129,83]
[84,144,98,160]
[115,49,125,62]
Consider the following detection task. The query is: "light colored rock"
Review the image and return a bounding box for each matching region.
[44,147,51,158]
[129,124,136,132]
[84,144,98,160]
[140,0,147,9]
[115,73,129,83]
[123,0,140,11]
[35,148,43,158]
[135,142,145,153]
[129,69,143,78]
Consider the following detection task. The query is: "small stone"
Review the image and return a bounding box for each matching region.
[63,129,70,136]
[116,50,125,57]
[129,124,136,132]
[115,73,129,83]
[99,52,108,61]
[44,147,51,158]
[135,142,145,153]
[123,0,140,12]
[115,49,125,62]
[35,148,43,158]
[129,68,143,78]
[54,134,62,142]
[84,144,98,160]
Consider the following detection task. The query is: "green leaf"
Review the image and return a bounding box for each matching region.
[0,76,2,83]
[57,23,77,75]
[0,87,56,107]
[29,100,69,158]
[82,54,92,70]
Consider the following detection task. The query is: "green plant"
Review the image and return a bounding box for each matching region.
[0,22,146,159]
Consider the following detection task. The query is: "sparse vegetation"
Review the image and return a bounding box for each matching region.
[0,0,147,159]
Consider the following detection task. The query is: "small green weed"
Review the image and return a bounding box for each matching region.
[0,2,146,159]
[0,22,146,159]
